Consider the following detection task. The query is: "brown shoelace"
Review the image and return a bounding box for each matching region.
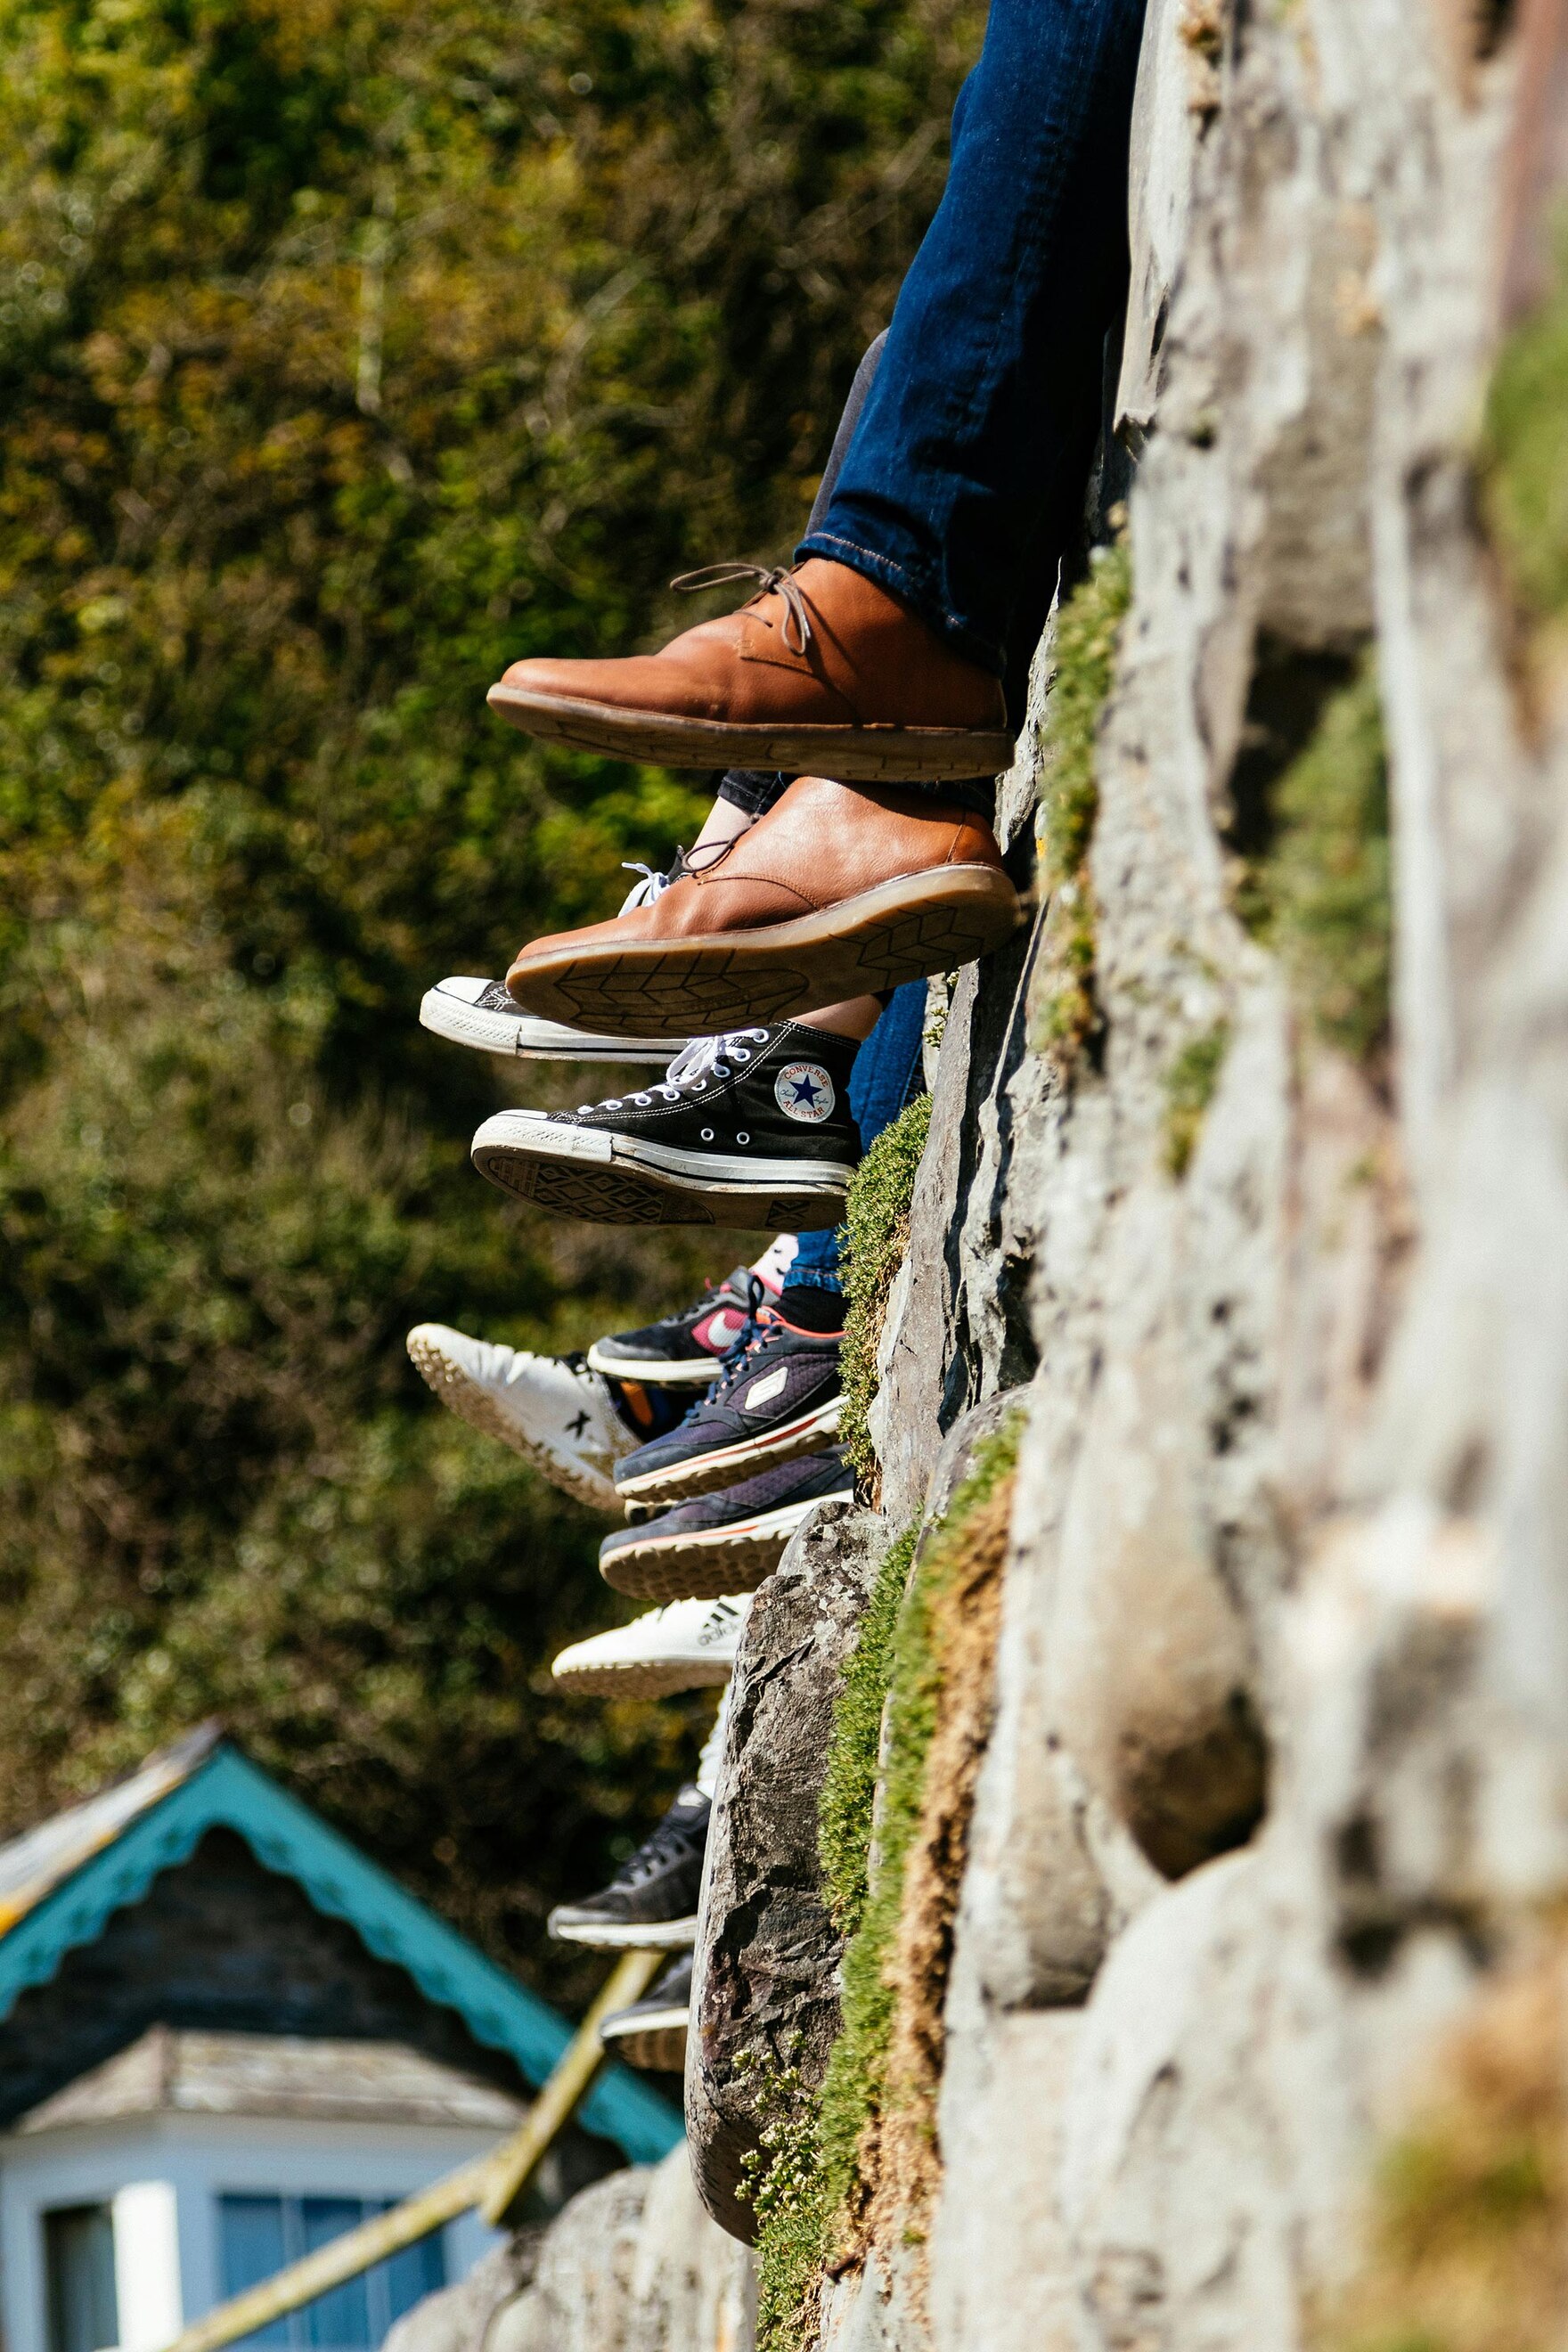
[670,559,814,655]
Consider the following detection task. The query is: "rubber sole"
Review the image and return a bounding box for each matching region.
[419,988,681,1064]
[405,1330,623,1514]
[470,1116,852,1231]
[505,864,1023,1038]
[585,1343,726,1386]
[549,1913,698,1951]
[599,1490,851,1601]
[600,2014,688,2072]
[614,1397,842,1507]
[550,1648,738,1699]
[487,681,1015,784]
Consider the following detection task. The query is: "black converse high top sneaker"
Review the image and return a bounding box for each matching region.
[470,1022,862,1228]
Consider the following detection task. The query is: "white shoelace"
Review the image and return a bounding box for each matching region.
[575,1028,770,1117]
[618,861,675,915]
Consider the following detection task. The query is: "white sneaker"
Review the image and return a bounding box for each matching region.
[406,1325,629,1511]
[551,1595,750,1698]
[420,977,689,1065]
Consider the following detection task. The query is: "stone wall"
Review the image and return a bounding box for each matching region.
[393,0,1567,2342]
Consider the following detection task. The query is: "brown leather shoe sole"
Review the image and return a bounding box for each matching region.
[486,682,1014,784]
[509,864,1023,1037]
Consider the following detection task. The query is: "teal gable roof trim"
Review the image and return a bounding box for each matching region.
[0,1743,680,2164]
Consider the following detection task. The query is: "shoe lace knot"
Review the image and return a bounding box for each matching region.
[705,1279,779,1399]
[670,560,814,656]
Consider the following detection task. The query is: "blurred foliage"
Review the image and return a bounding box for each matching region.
[0,0,978,2003]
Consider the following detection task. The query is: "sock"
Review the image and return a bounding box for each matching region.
[778,1283,845,1336]
[602,1376,687,1441]
[751,1234,797,1293]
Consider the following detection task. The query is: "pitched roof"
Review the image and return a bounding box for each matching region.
[0,1727,679,2165]
[16,2025,527,2134]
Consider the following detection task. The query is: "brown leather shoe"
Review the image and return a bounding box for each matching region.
[504,774,1023,1034]
[486,558,1014,784]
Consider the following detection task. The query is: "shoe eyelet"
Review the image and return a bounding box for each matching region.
[714,1064,730,1079]
[700,1128,715,1141]
[633,1093,651,1106]
[732,1048,751,1063]
[737,1131,750,1146]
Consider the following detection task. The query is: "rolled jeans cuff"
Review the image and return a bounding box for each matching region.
[795,527,1007,677]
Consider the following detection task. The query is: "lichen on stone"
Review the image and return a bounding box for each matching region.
[1029,541,1133,1066]
[1233,655,1391,1066]
[838,1090,934,1482]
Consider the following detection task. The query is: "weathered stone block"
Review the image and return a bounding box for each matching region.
[686,1502,893,2242]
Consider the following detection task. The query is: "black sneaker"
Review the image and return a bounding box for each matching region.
[469,1023,861,1229]
[599,1951,692,2072]
[547,1788,710,1949]
[587,1265,771,1387]
[613,1310,842,1507]
[600,1447,854,1600]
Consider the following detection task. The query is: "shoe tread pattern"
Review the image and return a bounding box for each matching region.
[519,897,1018,1038]
[551,1655,737,1698]
[473,1144,842,1230]
[406,1332,621,1513]
[599,1516,798,1601]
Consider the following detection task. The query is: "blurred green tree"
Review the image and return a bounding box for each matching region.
[0,0,977,2001]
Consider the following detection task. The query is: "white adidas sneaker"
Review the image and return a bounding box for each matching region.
[420,977,689,1065]
[551,1594,750,1699]
[407,1325,630,1511]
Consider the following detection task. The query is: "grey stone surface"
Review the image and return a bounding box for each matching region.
[389,2150,753,2352]
[686,1502,894,2243]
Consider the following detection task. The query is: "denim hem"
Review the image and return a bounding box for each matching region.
[796,529,1006,677]
[781,1263,844,1294]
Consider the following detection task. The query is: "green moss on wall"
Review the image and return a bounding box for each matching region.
[838,1091,934,1482]
[1315,1950,1567,2352]
[1164,1021,1231,1178]
[1031,542,1133,1064]
[1235,657,1391,1066]
[1482,232,1568,644]
[742,1420,1024,2352]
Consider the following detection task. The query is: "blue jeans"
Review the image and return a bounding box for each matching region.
[790,980,928,1294]
[798,0,1146,676]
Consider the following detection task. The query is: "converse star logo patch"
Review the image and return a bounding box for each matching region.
[774,1061,835,1123]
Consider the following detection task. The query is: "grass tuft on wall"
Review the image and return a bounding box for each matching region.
[1235,657,1391,1066]
[743,1419,1024,2351]
[1164,1021,1231,1178]
[838,1091,934,1482]
[1031,541,1133,1065]
[1482,228,1568,697]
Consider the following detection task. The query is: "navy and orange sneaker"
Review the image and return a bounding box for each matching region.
[612,1302,843,1507]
